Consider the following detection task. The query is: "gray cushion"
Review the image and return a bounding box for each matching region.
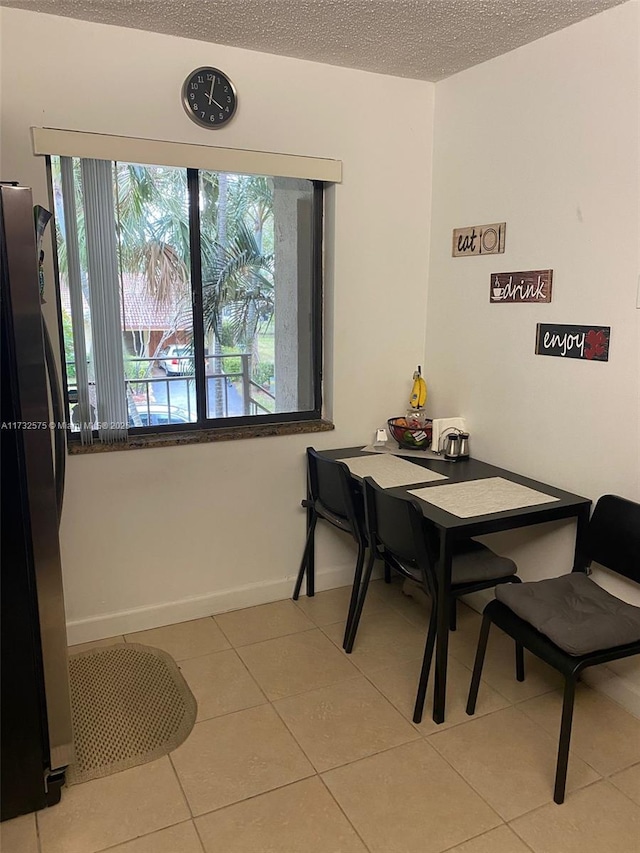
[452,540,517,586]
[496,572,640,656]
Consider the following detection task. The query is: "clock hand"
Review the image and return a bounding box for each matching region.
[211,97,224,110]
[205,77,215,105]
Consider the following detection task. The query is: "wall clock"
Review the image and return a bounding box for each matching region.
[182,67,237,128]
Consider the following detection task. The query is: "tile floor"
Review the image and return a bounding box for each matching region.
[3,578,640,853]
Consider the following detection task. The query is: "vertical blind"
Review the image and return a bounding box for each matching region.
[60,157,93,444]
[62,158,129,444]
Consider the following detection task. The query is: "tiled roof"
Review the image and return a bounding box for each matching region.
[58,273,191,332]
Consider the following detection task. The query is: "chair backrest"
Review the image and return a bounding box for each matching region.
[586,494,640,584]
[362,476,438,598]
[306,448,364,535]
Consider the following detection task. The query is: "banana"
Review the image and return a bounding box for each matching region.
[409,366,427,409]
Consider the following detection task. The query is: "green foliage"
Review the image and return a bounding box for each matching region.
[123,355,151,380]
[61,308,77,381]
[252,362,274,387]
[221,350,241,377]
[218,320,237,348]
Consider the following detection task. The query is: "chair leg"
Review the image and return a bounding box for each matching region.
[449,599,457,632]
[413,597,437,723]
[344,550,377,654]
[554,677,577,805]
[466,612,492,715]
[343,539,367,648]
[515,642,525,682]
[292,513,317,600]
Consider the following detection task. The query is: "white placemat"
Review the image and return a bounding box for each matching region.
[408,476,559,518]
[337,454,448,489]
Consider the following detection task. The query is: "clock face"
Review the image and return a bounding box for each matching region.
[182,67,237,128]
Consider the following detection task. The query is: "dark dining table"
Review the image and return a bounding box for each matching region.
[318,447,592,724]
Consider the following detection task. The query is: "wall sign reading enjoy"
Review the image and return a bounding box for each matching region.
[490,270,552,303]
[535,324,610,361]
[452,222,506,257]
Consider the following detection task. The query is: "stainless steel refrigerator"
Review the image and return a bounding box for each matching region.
[1,183,74,820]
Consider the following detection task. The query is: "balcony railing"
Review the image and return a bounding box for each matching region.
[66,351,275,429]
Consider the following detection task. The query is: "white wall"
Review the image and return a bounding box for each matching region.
[0,8,435,642]
[427,1,640,709]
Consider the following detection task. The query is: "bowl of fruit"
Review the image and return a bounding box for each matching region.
[387,416,433,451]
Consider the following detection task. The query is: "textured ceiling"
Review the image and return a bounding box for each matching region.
[1,0,628,81]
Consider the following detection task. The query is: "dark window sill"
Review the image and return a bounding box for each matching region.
[67,419,335,455]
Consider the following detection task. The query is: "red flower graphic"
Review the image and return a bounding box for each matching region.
[584,329,607,360]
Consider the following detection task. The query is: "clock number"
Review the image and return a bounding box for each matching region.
[201,112,206,118]
[189,92,195,100]
[197,75,204,83]
[223,86,229,92]
[210,115,216,122]
[192,103,198,110]
[191,82,198,90]
[206,73,214,80]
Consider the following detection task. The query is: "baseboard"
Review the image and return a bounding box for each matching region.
[65,563,357,646]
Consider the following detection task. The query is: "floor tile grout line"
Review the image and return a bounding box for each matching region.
[513,681,640,779]
[437,824,521,853]
[316,772,375,853]
[188,773,318,823]
[506,691,613,781]
[587,775,640,811]
[93,819,202,853]
[191,815,209,853]
[212,609,318,648]
[176,642,271,716]
[418,733,511,826]
[227,624,329,652]
[268,695,328,774]
[504,776,622,842]
[209,612,235,647]
[268,681,421,776]
[424,708,600,824]
[168,751,198,821]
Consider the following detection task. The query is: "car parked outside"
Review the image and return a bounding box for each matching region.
[129,405,192,427]
[159,345,193,376]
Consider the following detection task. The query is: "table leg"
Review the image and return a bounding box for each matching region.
[433,533,453,724]
[572,503,591,573]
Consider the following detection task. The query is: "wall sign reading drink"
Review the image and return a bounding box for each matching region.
[535,324,610,361]
[490,269,553,303]
[452,222,506,257]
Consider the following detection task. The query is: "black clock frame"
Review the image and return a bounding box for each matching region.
[182,67,237,128]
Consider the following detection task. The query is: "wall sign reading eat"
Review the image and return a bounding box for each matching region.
[535,324,610,361]
[452,222,506,257]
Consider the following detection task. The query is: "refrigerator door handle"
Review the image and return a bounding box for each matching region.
[42,315,66,523]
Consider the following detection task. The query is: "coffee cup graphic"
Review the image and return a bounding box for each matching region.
[492,287,503,299]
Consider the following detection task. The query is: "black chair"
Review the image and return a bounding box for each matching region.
[292,447,368,646]
[466,494,640,804]
[344,476,519,723]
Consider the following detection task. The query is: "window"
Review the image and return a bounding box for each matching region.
[47,148,328,446]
